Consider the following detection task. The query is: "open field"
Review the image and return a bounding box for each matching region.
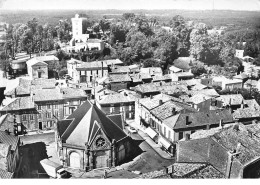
[0,9,260,30]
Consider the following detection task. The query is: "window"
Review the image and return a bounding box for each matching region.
[129,106,132,111]
[168,130,171,139]
[54,104,58,109]
[54,110,59,117]
[38,105,41,110]
[69,107,75,115]
[120,106,124,112]
[91,70,92,75]
[47,104,51,109]
[22,115,27,121]
[96,70,98,76]
[46,112,51,118]
[39,113,41,119]
[30,114,34,120]
[110,107,115,113]
[164,127,166,136]
[179,132,183,140]
[47,121,53,128]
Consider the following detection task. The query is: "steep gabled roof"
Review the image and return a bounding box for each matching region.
[60,101,127,147]
[0,131,19,151]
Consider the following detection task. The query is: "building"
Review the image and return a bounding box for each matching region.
[140,67,163,77]
[67,58,83,83]
[71,14,89,42]
[212,76,243,90]
[177,123,260,178]
[56,100,135,170]
[74,61,108,83]
[0,131,20,177]
[216,94,244,112]
[33,87,88,130]
[171,72,194,81]
[105,74,132,92]
[26,58,48,79]
[235,49,244,58]
[96,92,135,119]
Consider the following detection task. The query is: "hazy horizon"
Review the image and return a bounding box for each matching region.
[0,0,260,11]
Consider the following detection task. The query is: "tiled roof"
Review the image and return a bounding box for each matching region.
[191,83,207,91]
[60,101,127,146]
[0,96,35,111]
[212,123,260,165]
[187,165,225,179]
[60,88,87,98]
[140,67,163,76]
[111,65,130,73]
[97,93,134,104]
[216,94,244,106]
[188,94,212,104]
[26,58,48,66]
[0,114,15,133]
[172,72,194,77]
[164,109,234,129]
[103,59,123,66]
[0,131,19,151]
[139,94,175,110]
[169,65,183,73]
[33,88,63,102]
[244,99,260,109]
[77,61,108,69]
[233,107,260,119]
[0,168,13,179]
[184,79,201,86]
[151,100,197,121]
[106,74,132,83]
[152,75,172,82]
[189,89,219,97]
[31,78,57,89]
[0,143,10,157]
[4,78,31,96]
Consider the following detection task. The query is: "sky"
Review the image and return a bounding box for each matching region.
[0,0,260,11]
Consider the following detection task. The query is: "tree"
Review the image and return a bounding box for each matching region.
[99,19,110,33]
[122,13,135,21]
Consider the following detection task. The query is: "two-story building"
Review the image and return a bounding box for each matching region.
[67,58,83,83]
[75,61,108,83]
[96,92,135,120]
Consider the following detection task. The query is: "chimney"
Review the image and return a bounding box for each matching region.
[159,99,163,105]
[241,100,244,109]
[185,133,190,141]
[186,116,191,125]
[219,119,223,128]
[172,107,176,115]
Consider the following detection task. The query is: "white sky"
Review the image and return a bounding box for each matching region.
[1,0,260,10]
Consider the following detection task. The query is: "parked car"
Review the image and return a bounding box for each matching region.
[127,126,137,134]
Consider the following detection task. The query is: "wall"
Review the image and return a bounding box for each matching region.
[31,64,48,79]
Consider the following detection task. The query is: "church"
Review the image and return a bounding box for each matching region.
[55,100,135,170]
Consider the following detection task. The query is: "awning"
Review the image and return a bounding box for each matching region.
[158,137,171,150]
[145,127,158,140]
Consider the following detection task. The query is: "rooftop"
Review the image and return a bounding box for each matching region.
[0,96,35,111]
[77,61,108,69]
[216,94,244,106]
[0,130,19,151]
[0,168,13,179]
[97,92,135,104]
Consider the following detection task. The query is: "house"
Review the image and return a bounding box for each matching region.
[212,76,243,90]
[169,66,183,73]
[33,87,88,130]
[188,89,219,98]
[177,123,260,178]
[56,100,136,170]
[110,65,131,74]
[74,61,108,83]
[0,96,37,134]
[26,58,48,79]
[133,81,188,98]
[235,49,244,58]
[233,107,260,124]
[4,78,31,98]
[96,92,135,119]
[187,94,222,112]
[67,58,83,83]
[216,94,244,112]
[152,74,172,83]
[103,59,124,68]
[130,73,152,85]
[0,131,20,177]
[140,67,163,77]
[171,72,194,81]
[105,74,132,92]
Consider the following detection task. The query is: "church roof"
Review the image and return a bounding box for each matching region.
[59,100,127,147]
